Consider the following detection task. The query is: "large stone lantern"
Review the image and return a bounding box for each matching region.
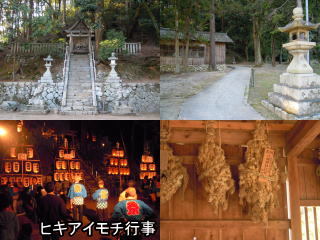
[263,6,320,119]
[279,7,319,74]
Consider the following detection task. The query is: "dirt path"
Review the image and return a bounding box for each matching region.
[160,71,228,119]
[179,67,263,120]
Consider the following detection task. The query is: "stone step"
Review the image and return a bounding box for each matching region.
[267,92,320,116]
[273,83,320,101]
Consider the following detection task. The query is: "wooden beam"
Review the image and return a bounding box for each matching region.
[169,120,295,131]
[300,200,320,206]
[169,129,286,147]
[161,220,290,230]
[286,121,320,158]
[288,156,302,240]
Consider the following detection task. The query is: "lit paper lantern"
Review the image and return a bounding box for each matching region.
[18,153,27,161]
[1,177,8,185]
[56,161,62,170]
[62,161,67,170]
[59,150,64,158]
[108,167,112,175]
[65,173,70,181]
[54,173,59,181]
[149,164,156,171]
[23,177,29,187]
[70,150,75,158]
[17,122,22,133]
[75,162,80,170]
[5,162,11,173]
[33,163,39,173]
[70,161,75,170]
[13,162,20,173]
[10,177,16,183]
[140,164,147,171]
[25,162,32,172]
[60,173,64,181]
[10,147,16,158]
[27,148,34,158]
[92,136,96,142]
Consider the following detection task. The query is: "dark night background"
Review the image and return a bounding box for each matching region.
[0,120,160,179]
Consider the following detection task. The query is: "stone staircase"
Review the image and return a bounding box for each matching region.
[61,54,97,115]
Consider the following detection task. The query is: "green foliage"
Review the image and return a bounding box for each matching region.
[75,0,98,12]
[31,13,63,39]
[98,30,126,61]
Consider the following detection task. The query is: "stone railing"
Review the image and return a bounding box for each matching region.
[89,41,97,107]
[61,46,70,106]
[116,42,141,55]
[10,42,65,56]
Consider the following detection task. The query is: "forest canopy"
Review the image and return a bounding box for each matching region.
[0,0,160,46]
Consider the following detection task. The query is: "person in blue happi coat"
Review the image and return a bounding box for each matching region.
[92,179,109,221]
[67,175,87,221]
[112,187,155,222]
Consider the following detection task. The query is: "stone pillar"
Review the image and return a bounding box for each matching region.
[39,55,53,83]
[263,7,320,119]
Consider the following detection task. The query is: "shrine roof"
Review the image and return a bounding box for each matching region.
[160,28,233,43]
[65,19,91,33]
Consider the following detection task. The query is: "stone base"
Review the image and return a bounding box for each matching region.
[112,104,135,116]
[264,72,320,118]
[23,105,50,114]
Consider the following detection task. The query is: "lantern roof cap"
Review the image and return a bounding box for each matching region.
[279,7,320,33]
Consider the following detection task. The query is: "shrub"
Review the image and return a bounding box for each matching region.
[98,30,126,61]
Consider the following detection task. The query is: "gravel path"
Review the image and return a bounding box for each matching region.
[179,67,264,120]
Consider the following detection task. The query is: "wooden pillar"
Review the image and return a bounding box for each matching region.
[287,156,302,240]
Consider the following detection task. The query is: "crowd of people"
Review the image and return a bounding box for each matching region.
[0,175,160,240]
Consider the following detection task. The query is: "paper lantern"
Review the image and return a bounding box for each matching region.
[70,161,75,170]
[62,161,67,170]
[92,136,96,142]
[25,162,32,172]
[17,122,22,133]
[59,150,64,158]
[54,173,59,181]
[27,148,34,158]
[18,153,27,161]
[141,155,154,163]
[10,177,17,183]
[13,162,20,173]
[60,173,64,181]
[1,177,8,185]
[10,147,16,158]
[149,164,156,171]
[108,167,112,175]
[5,162,11,173]
[33,163,39,173]
[56,161,62,170]
[23,177,29,187]
[70,150,75,158]
[140,164,147,171]
[112,149,124,158]
[75,162,80,170]
[65,173,70,181]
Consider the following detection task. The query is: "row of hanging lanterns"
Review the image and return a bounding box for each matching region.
[107,142,130,177]
[4,161,40,173]
[55,160,80,170]
[54,172,83,182]
[139,144,156,180]
[1,176,42,187]
[107,167,130,175]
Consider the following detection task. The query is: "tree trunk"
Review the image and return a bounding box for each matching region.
[271,35,276,67]
[174,3,180,74]
[142,2,160,36]
[27,0,33,41]
[95,0,104,52]
[245,43,249,62]
[252,16,263,66]
[183,17,191,67]
[209,0,216,71]
[63,0,66,25]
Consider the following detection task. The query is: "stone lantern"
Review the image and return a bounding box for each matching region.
[106,52,121,83]
[39,55,53,83]
[279,7,319,74]
[263,6,320,119]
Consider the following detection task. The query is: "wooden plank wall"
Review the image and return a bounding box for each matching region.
[160,43,226,65]
[161,129,290,240]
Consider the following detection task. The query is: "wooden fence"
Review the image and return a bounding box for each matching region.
[10,43,65,57]
[116,42,141,55]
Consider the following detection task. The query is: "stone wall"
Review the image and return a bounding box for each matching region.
[0,82,64,109]
[96,82,160,113]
